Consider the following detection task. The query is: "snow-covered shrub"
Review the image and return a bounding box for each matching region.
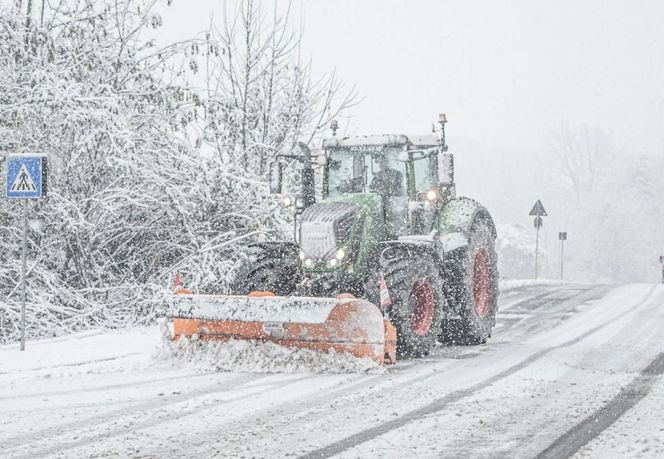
[0,0,349,343]
[495,223,544,280]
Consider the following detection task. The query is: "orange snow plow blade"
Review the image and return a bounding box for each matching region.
[167,291,396,365]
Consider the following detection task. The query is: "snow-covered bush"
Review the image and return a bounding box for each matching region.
[495,223,544,280]
[0,0,351,342]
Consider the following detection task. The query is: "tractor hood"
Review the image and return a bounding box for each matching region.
[300,202,359,261]
[298,194,386,272]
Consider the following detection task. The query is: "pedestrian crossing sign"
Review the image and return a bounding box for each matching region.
[5,154,48,199]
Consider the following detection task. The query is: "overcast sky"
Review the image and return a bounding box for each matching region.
[160,0,664,156]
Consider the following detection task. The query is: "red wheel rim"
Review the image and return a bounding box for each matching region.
[410,278,435,335]
[472,249,492,318]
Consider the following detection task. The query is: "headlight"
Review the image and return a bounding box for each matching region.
[426,189,438,201]
[283,195,294,207]
[299,250,305,260]
[335,248,346,260]
[329,258,338,267]
[304,258,313,267]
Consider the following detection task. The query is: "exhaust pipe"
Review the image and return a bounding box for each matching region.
[298,141,316,209]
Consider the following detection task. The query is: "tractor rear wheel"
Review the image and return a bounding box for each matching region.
[441,219,498,345]
[229,243,301,296]
[380,248,445,358]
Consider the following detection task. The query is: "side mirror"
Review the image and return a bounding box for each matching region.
[269,162,283,194]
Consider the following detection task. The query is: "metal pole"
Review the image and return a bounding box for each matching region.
[535,226,540,279]
[20,198,28,351]
[560,239,564,280]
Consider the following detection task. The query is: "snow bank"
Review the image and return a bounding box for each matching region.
[156,338,383,375]
[0,322,383,380]
[154,320,383,375]
[0,328,156,375]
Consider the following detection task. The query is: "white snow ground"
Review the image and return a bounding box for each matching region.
[1,282,663,458]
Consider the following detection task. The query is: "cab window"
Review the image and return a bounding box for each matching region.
[411,154,438,193]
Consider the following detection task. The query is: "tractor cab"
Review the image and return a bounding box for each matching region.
[263,116,460,289]
[321,133,455,237]
[321,134,448,202]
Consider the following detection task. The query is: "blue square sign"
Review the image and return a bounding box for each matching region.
[5,154,48,199]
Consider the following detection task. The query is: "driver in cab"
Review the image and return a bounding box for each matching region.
[369,156,403,197]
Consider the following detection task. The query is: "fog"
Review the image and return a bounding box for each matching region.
[159,0,664,283]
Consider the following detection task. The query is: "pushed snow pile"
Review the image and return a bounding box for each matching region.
[154,320,383,375]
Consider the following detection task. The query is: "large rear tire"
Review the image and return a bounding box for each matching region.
[441,219,498,345]
[229,243,301,296]
[380,247,445,358]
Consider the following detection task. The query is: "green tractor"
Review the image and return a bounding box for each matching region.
[231,115,498,357]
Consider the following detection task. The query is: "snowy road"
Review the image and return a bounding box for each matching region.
[1,282,664,458]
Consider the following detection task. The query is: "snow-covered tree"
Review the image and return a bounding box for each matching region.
[545,124,616,203]
[544,124,664,283]
[193,0,357,174]
[0,0,353,343]
[0,0,199,340]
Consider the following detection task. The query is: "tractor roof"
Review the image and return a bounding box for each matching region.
[322,134,440,150]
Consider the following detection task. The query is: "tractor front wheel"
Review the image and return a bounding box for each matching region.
[380,248,445,358]
[229,243,301,296]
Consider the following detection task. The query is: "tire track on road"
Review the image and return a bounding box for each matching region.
[493,285,610,341]
[413,285,605,366]
[536,352,664,459]
[2,372,265,450]
[0,371,210,403]
[300,285,657,459]
[0,351,142,377]
[86,371,390,459]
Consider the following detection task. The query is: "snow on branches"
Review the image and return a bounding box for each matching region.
[0,0,351,342]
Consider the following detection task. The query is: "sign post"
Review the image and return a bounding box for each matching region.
[529,199,547,279]
[559,232,567,280]
[5,154,48,351]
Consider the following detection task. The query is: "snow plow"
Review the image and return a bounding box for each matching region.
[167,289,397,365]
[167,113,498,365]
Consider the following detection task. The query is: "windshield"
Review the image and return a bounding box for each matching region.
[412,154,438,192]
[327,150,366,195]
[327,149,407,197]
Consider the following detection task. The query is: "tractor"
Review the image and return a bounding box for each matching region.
[230,114,498,357]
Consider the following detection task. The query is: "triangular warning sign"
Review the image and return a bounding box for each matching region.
[10,164,37,192]
[529,199,547,217]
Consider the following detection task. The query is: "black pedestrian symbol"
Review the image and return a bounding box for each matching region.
[10,165,37,192]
